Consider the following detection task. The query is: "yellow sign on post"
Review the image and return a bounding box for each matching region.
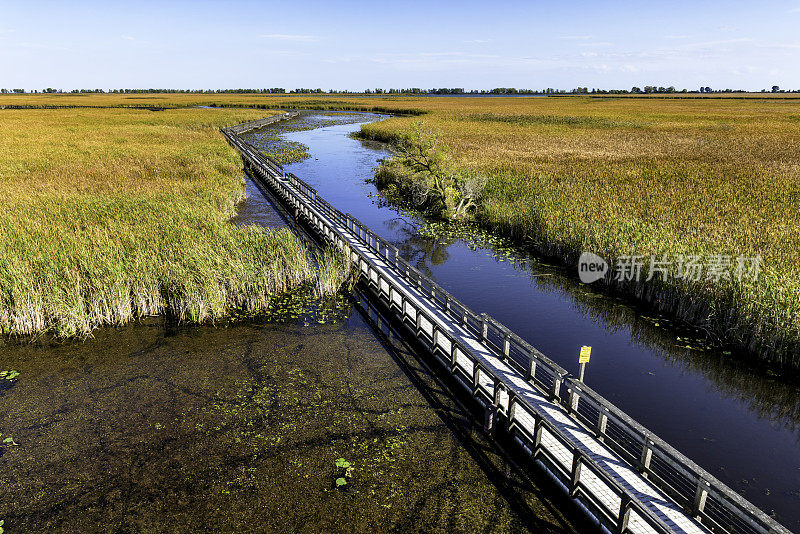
[579,346,592,363]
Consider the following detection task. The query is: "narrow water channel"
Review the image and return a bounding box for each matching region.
[243,112,800,530]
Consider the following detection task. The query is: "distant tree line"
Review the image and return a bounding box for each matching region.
[2,86,800,95]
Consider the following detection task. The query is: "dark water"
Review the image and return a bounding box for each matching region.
[0,315,580,532]
[232,175,288,228]
[245,113,800,530]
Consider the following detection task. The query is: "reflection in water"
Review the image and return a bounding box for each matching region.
[527,257,800,434]
[384,216,454,276]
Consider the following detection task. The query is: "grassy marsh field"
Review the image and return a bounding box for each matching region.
[2,93,798,368]
[356,96,800,367]
[0,106,335,337]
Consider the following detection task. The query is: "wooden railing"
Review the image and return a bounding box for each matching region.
[221,124,791,534]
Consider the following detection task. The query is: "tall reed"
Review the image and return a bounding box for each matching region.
[0,107,325,337]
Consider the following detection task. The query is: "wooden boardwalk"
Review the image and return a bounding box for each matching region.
[221,122,791,534]
[345,226,705,534]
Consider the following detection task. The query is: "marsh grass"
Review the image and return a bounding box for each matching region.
[314,245,356,298]
[0,107,327,337]
[465,113,648,129]
[355,96,800,367]
[5,94,800,366]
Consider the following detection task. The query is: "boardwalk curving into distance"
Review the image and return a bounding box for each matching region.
[221,116,792,534]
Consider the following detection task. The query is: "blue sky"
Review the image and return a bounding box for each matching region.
[2,0,800,91]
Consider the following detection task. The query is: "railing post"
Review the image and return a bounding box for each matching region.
[532,415,543,459]
[484,392,498,435]
[493,381,503,408]
[472,362,481,396]
[551,371,563,401]
[450,340,459,372]
[639,438,653,476]
[525,355,537,382]
[596,407,609,441]
[570,450,583,497]
[507,392,517,432]
[692,479,710,519]
[617,495,632,533]
[480,313,488,341]
[503,334,510,361]
[568,384,580,414]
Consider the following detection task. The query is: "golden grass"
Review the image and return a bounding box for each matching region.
[3,93,798,365]
[356,96,800,366]
[0,107,319,337]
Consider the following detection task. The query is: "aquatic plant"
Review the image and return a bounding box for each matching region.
[334,458,354,488]
[0,432,17,446]
[243,112,372,166]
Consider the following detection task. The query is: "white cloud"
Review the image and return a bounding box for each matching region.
[121,35,135,41]
[578,41,613,48]
[262,34,319,42]
[673,38,754,52]
[560,35,592,40]
[464,39,492,44]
